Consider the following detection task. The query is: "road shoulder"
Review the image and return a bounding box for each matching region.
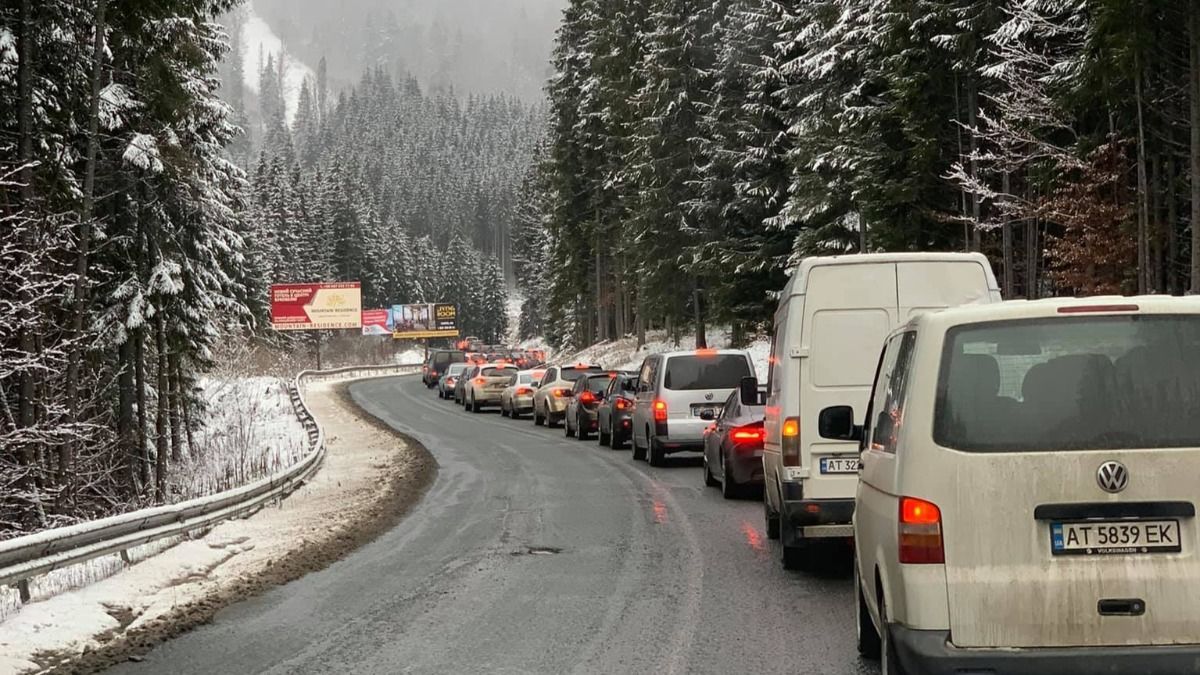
[0,377,435,675]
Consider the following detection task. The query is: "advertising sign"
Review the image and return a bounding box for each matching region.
[391,303,459,339]
[361,309,391,336]
[270,282,362,331]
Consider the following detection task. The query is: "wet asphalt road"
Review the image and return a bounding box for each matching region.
[110,375,877,675]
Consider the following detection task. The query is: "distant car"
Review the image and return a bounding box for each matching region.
[597,372,638,448]
[702,390,766,499]
[422,349,467,387]
[454,364,478,405]
[532,364,604,427]
[437,363,471,400]
[564,373,617,441]
[500,369,545,419]
[631,349,755,466]
[464,363,518,412]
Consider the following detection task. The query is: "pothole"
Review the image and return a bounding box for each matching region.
[511,546,563,557]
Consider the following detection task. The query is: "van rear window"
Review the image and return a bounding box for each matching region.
[934,316,1200,452]
[663,355,751,391]
[561,367,603,382]
[433,351,466,366]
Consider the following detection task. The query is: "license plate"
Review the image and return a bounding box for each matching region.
[1051,520,1182,556]
[819,457,859,474]
[691,405,722,418]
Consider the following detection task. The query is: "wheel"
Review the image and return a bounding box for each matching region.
[500,402,509,417]
[880,597,906,675]
[534,407,545,426]
[703,453,720,487]
[471,396,482,413]
[611,424,626,450]
[765,499,781,540]
[565,417,575,437]
[856,563,882,659]
[577,415,591,441]
[632,430,647,461]
[721,452,740,500]
[599,421,611,447]
[648,437,666,467]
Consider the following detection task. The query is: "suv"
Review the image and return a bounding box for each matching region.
[464,364,518,412]
[631,350,755,466]
[831,297,1200,674]
[532,364,604,427]
[422,349,467,387]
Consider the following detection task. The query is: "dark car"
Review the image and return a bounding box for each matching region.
[564,372,615,441]
[422,349,467,387]
[597,372,638,449]
[454,364,479,405]
[702,390,766,499]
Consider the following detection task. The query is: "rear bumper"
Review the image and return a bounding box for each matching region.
[781,490,855,531]
[475,391,503,403]
[727,451,764,485]
[892,626,1200,675]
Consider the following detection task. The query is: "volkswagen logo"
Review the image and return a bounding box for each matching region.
[704,393,714,401]
[1096,461,1129,494]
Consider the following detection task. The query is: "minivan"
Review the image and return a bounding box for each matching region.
[423,349,467,387]
[632,349,755,466]
[742,252,1000,570]
[830,296,1200,674]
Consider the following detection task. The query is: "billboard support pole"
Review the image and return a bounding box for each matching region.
[314,331,322,371]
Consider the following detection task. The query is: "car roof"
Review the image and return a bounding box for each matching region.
[902,295,1200,336]
[654,348,748,359]
[780,251,991,300]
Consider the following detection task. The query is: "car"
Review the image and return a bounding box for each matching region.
[702,389,766,499]
[742,252,1001,570]
[500,369,545,418]
[596,372,638,448]
[422,349,467,387]
[532,364,604,427]
[630,349,755,467]
[437,362,471,399]
[564,372,617,441]
[463,363,518,412]
[453,364,478,405]
[823,296,1200,675]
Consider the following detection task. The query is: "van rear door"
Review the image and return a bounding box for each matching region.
[896,259,997,320]
[800,263,897,499]
[932,314,1200,648]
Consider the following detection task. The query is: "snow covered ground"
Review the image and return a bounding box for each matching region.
[240,1,313,123]
[554,327,771,380]
[392,346,427,366]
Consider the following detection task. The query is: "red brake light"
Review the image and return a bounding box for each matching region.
[517,387,532,395]
[473,377,485,385]
[653,399,667,422]
[553,389,567,398]
[899,497,945,564]
[695,347,717,356]
[1058,304,1139,314]
[731,424,765,444]
[580,391,596,404]
[614,398,629,411]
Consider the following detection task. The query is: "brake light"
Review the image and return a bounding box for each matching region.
[614,398,630,411]
[653,399,667,422]
[1058,304,1139,314]
[473,377,485,385]
[781,416,800,466]
[553,389,568,398]
[731,424,765,444]
[447,377,457,385]
[580,391,596,404]
[431,371,438,378]
[695,347,717,356]
[516,387,532,395]
[899,497,945,564]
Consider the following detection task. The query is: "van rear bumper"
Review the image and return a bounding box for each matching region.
[892,625,1200,675]
[781,493,855,530]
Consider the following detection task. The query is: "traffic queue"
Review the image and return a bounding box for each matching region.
[422,252,1200,675]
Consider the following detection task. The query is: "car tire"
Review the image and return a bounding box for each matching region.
[764,499,781,540]
[856,563,882,660]
[577,415,590,441]
[632,432,647,461]
[703,454,719,487]
[598,418,611,446]
[500,403,509,418]
[880,597,906,675]
[471,396,482,413]
[565,417,574,437]
[534,408,545,426]
[611,425,626,450]
[720,453,740,500]
[648,437,666,467]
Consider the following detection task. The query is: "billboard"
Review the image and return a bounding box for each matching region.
[361,309,391,336]
[270,282,362,331]
[391,303,459,339]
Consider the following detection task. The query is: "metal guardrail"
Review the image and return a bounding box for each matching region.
[0,363,420,603]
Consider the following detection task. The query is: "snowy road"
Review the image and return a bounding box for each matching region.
[108,375,877,674]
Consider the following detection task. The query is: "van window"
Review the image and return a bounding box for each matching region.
[867,332,916,453]
[561,366,603,382]
[935,315,1200,452]
[541,368,557,386]
[432,351,466,367]
[481,366,516,377]
[662,354,751,391]
[810,310,892,387]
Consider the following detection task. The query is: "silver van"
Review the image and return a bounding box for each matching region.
[631,349,756,466]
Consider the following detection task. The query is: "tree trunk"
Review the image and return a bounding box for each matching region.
[169,351,183,463]
[118,338,137,491]
[1002,172,1014,297]
[155,315,169,503]
[15,0,37,480]
[135,330,150,490]
[178,360,197,460]
[1135,59,1150,294]
[1151,153,1164,293]
[614,263,626,339]
[1191,5,1200,293]
[635,280,646,348]
[1169,155,1180,294]
[967,74,982,252]
[692,278,706,349]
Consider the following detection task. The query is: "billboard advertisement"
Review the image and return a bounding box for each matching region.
[391,303,459,339]
[361,309,391,336]
[270,282,362,331]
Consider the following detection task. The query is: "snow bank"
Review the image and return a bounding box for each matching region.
[392,347,426,366]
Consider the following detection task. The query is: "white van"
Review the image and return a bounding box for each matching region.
[838,296,1200,674]
[744,252,1000,570]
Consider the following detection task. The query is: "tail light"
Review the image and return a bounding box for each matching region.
[899,497,945,564]
[652,400,667,422]
[447,377,457,385]
[731,422,765,446]
[473,377,485,386]
[553,389,568,398]
[614,397,630,411]
[431,370,438,378]
[516,387,532,396]
[580,391,596,404]
[781,416,801,466]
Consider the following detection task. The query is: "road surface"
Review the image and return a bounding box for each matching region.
[110,375,876,674]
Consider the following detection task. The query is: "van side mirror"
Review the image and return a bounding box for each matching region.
[819,406,862,442]
[739,376,759,406]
